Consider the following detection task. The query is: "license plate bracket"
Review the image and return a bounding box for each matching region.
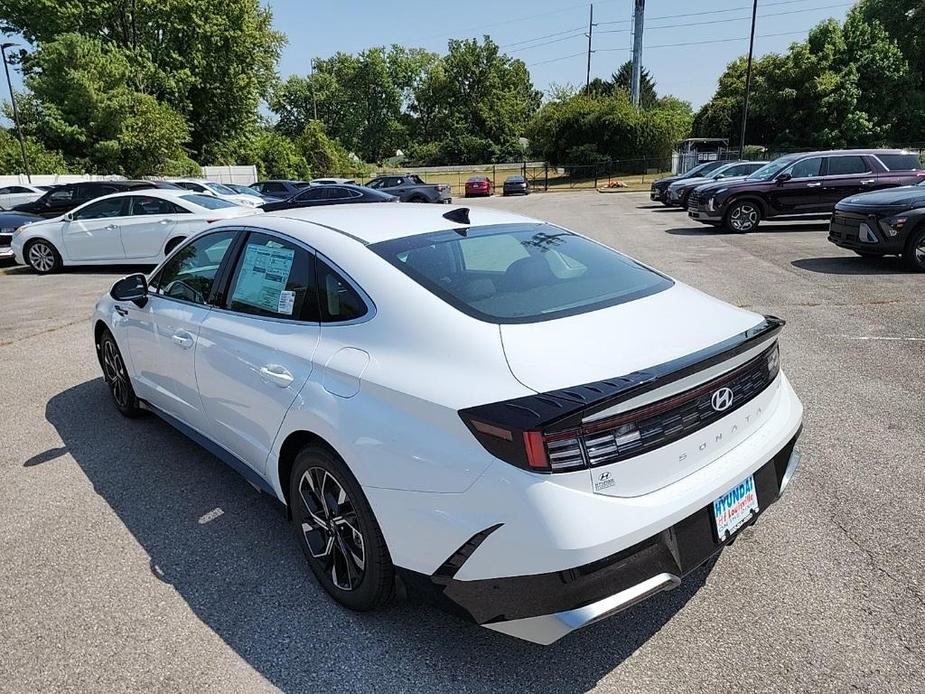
[712,474,759,541]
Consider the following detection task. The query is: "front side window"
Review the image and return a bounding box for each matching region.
[367,178,384,189]
[226,233,319,321]
[73,197,127,220]
[788,157,824,179]
[296,187,328,202]
[372,223,673,323]
[48,188,75,202]
[825,156,870,176]
[153,231,237,304]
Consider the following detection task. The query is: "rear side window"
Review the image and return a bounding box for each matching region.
[317,258,368,322]
[826,156,870,175]
[180,194,236,209]
[226,233,319,321]
[878,153,922,171]
[371,223,673,323]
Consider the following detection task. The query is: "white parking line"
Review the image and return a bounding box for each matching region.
[836,336,925,342]
[198,508,224,524]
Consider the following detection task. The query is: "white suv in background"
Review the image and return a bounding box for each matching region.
[92,204,803,644]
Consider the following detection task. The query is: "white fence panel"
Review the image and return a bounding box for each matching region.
[201,165,258,185]
[0,174,125,186]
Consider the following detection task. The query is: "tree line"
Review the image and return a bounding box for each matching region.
[0,0,921,179]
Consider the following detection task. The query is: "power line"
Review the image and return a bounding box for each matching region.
[595,29,814,53]
[596,1,852,33]
[596,0,834,27]
[528,51,587,68]
[500,26,585,49]
[506,31,589,54]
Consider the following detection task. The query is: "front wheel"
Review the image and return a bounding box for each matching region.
[290,446,395,611]
[100,330,143,417]
[25,238,62,274]
[902,227,925,272]
[725,201,761,233]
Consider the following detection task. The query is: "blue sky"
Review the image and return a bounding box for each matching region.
[1,0,854,110]
[270,0,854,107]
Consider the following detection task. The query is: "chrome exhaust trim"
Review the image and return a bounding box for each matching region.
[483,572,681,645]
[779,449,801,496]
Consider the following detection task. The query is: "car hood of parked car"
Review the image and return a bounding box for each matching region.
[499,282,763,393]
[837,185,925,210]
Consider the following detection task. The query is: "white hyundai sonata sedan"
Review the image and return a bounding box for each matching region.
[91,203,803,644]
[12,189,259,274]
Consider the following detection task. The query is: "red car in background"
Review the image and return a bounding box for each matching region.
[465,176,493,197]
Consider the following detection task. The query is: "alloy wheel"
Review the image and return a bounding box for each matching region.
[102,339,130,409]
[915,235,925,268]
[298,467,366,591]
[729,204,758,232]
[28,242,55,272]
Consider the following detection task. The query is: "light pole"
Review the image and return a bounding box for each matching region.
[1,42,31,182]
[739,0,758,156]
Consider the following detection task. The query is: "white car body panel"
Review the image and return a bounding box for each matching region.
[12,189,259,267]
[91,203,804,644]
[0,184,44,209]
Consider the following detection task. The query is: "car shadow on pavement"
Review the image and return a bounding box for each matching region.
[43,379,714,693]
[666,222,829,236]
[792,256,911,275]
[1,264,155,277]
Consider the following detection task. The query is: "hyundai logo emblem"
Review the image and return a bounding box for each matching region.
[711,387,735,412]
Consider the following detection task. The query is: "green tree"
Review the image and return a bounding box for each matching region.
[0,128,69,174]
[19,34,190,176]
[296,120,360,177]
[0,0,284,160]
[610,61,658,108]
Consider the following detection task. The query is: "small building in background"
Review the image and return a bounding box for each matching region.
[673,138,730,174]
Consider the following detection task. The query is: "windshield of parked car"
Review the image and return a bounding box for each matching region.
[747,156,799,181]
[180,194,237,209]
[371,223,673,323]
[204,182,237,196]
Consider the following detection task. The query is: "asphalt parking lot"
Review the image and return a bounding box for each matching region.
[1,191,923,693]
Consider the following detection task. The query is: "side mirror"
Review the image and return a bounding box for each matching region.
[63,212,73,222]
[110,273,148,308]
[715,174,726,180]
[776,172,792,183]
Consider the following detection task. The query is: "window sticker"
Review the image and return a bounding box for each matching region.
[277,290,295,315]
[231,244,295,313]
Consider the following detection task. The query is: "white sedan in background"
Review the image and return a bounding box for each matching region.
[12,189,259,273]
[169,179,264,208]
[0,183,49,210]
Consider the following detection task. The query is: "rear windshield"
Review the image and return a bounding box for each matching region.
[371,223,673,323]
[878,153,922,171]
[180,194,237,209]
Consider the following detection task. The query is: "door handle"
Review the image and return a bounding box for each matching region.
[806,182,822,187]
[259,365,294,388]
[171,331,194,349]
[860,179,876,185]
[106,224,119,230]
[159,219,170,224]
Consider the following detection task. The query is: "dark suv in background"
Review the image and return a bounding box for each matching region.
[829,181,925,271]
[12,180,161,218]
[687,150,923,232]
[649,160,727,205]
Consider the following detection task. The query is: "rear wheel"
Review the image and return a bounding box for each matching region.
[902,227,925,272]
[290,446,395,611]
[25,238,62,274]
[100,330,143,417]
[725,200,761,233]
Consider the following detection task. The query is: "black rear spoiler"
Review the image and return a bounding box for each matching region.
[460,316,785,433]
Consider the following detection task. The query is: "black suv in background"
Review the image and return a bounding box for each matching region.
[12,180,160,218]
[649,160,727,205]
[829,182,925,271]
[687,150,923,232]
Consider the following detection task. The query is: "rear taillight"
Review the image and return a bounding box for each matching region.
[461,416,587,473]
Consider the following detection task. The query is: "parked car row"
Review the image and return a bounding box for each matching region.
[649,149,925,271]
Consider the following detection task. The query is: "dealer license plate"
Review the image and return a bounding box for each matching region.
[712,475,759,541]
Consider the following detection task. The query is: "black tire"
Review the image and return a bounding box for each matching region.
[853,250,885,258]
[407,195,427,203]
[724,200,761,233]
[99,329,143,418]
[164,236,186,256]
[902,226,925,272]
[290,446,395,611]
[24,238,62,274]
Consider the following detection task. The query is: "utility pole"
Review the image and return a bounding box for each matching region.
[631,0,646,107]
[310,58,318,121]
[585,4,595,92]
[739,0,759,155]
[1,43,30,182]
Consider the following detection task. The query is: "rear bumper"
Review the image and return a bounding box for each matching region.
[381,372,803,643]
